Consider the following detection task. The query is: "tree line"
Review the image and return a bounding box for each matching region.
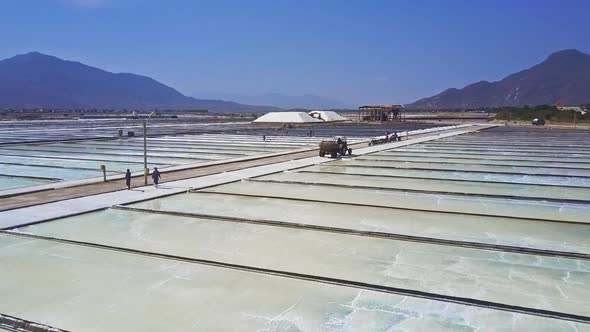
[494,105,589,122]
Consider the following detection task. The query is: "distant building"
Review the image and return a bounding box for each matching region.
[358,104,405,122]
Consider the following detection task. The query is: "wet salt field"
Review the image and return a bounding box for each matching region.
[0,118,257,144]
[2,233,584,332]
[243,122,444,137]
[0,118,442,144]
[2,126,590,331]
[0,134,359,192]
[0,120,444,193]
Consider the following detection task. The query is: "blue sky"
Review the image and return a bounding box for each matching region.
[1,0,588,104]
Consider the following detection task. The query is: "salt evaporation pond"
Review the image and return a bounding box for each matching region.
[373,149,590,163]
[6,234,584,332]
[17,208,590,317]
[359,154,590,168]
[399,144,590,154]
[201,180,590,223]
[2,126,589,331]
[0,174,55,190]
[335,159,590,177]
[0,133,362,192]
[255,171,590,201]
[303,164,590,187]
[130,191,590,254]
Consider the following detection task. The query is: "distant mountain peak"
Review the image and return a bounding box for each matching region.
[408,49,590,109]
[547,48,585,58]
[2,51,60,65]
[22,51,48,56]
[543,49,590,66]
[13,51,60,60]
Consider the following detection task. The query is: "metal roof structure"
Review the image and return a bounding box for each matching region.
[358,104,404,110]
[358,104,405,122]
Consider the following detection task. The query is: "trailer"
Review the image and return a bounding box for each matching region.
[319,137,352,158]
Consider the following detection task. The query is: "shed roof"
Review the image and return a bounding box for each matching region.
[359,104,404,110]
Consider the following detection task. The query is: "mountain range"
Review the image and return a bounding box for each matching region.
[1,50,588,111]
[194,92,351,110]
[408,49,590,109]
[0,52,277,112]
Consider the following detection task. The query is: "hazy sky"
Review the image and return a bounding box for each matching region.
[1,0,589,104]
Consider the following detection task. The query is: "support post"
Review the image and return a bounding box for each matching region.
[143,120,148,185]
[100,165,106,182]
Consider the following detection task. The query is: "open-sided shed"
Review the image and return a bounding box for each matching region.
[358,104,405,121]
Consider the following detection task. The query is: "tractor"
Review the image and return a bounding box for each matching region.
[319,137,352,158]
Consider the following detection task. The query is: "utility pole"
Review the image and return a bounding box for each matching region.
[142,111,157,186]
[504,109,509,125]
[143,119,148,185]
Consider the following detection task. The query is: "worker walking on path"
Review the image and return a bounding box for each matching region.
[152,167,161,187]
[125,169,132,190]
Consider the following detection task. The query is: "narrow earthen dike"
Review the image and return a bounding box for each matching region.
[0,313,70,332]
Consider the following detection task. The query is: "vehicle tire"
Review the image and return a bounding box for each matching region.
[331,152,337,158]
[320,151,325,157]
[348,148,352,155]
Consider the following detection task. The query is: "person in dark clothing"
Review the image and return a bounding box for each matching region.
[152,167,161,186]
[125,169,132,190]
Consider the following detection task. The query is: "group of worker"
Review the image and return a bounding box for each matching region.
[124,167,161,190]
[386,131,401,141]
[368,131,402,146]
